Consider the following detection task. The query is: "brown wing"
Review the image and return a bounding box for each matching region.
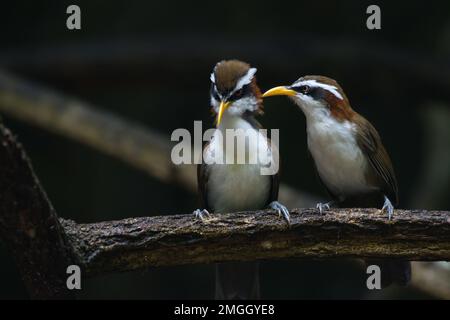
[354,114,399,206]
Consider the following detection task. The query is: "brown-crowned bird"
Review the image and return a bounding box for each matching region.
[193,60,289,299]
[263,75,411,287]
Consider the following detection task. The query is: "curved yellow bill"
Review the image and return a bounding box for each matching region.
[262,86,296,98]
[216,100,231,126]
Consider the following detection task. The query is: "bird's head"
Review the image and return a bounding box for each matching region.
[210,60,263,126]
[263,75,354,121]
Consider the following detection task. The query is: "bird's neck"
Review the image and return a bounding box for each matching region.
[301,105,331,124]
[217,112,259,132]
[212,112,268,165]
[306,111,358,153]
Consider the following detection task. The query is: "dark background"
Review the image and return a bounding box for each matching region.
[0,0,449,299]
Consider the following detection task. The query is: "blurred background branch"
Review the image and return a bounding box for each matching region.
[412,262,450,299]
[0,70,317,208]
[412,104,450,209]
[407,103,450,299]
[0,70,196,192]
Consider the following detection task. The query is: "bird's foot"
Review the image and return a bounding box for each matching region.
[193,209,211,221]
[269,201,290,224]
[381,196,394,220]
[315,201,334,214]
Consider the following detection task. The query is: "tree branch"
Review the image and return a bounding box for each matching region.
[61,208,450,277]
[0,70,196,192]
[0,123,78,299]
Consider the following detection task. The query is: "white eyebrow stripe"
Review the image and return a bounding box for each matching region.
[293,79,343,100]
[233,67,257,94]
[210,71,222,99]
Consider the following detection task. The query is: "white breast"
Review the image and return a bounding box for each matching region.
[306,114,373,199]
[204,115,272,212]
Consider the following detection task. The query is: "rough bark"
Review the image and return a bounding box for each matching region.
[61,208,450,277]
[0,124,77,299]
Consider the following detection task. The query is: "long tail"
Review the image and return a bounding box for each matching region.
[365,260,411,288]
[215,262,260,300]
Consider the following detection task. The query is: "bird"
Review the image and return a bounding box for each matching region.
[262,75,411,287]
[193,60,289,299]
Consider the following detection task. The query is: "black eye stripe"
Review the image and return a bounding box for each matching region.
[292,85,326,101]
[293,85,311,94]
[228,83,251,101]
[211,83,252,102]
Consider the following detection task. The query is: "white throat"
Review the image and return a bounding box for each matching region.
[217,112,253,131]
[213,113,268,164]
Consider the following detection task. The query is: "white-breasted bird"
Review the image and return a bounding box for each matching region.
[263,75,410,287]
[193,60,289,299]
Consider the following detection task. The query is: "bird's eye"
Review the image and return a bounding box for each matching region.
[229,88,244,101]
[299,85,310,94]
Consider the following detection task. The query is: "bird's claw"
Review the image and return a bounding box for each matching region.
[381,196,394,220]
[269,201,290,224]
[316,201,333,214]
[193,209,211,221]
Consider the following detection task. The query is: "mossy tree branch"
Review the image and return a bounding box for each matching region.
[61,208,450,277]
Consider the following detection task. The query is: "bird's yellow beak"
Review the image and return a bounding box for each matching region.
[262,86,296,98]
[216,100,231,126]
